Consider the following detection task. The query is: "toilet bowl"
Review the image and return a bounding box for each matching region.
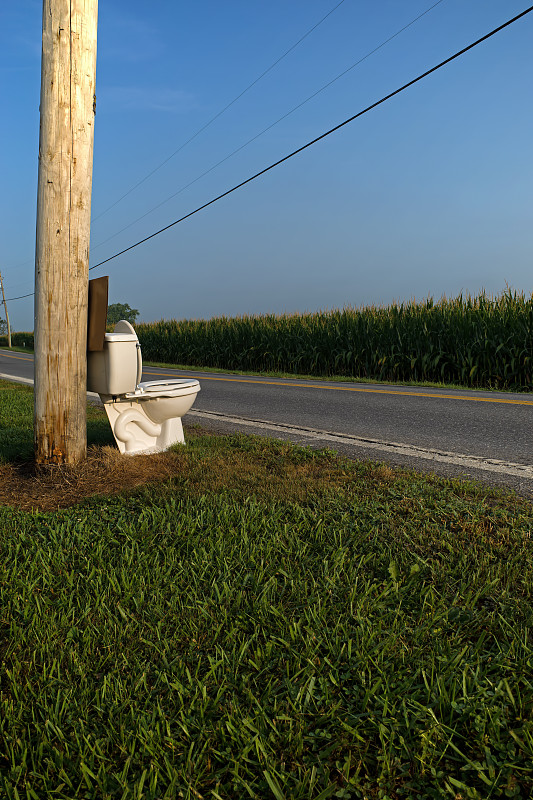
[87,320,200,455]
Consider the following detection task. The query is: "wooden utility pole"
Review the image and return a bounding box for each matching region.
[0,271,11,348]
[34,0,98,465]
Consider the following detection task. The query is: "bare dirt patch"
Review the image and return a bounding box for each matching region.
[0,445,186,512]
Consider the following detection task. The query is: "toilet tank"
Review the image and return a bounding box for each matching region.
[87,331,140,395]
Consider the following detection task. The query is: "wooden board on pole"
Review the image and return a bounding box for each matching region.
[87,275,108,351]
[34,0,98,465]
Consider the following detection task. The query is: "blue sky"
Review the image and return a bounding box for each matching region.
[1,0,532,331]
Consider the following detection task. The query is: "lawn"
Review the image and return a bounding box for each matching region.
[0,379,532,799]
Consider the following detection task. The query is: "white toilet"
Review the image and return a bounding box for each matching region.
[87,320,200,455]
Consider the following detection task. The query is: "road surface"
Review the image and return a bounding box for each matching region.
[2,348,533,498]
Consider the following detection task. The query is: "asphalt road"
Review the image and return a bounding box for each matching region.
[2,348,533,498]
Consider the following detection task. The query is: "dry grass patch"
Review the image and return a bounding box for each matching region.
[0,445,185,512]
[180,431,355,501]
[0,425,358,512]
[369,463,395,483]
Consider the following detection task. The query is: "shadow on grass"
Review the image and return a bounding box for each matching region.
[0,422,33,462]
[87,407,115,448]
[0,381,115,463]
[0,382,34,462]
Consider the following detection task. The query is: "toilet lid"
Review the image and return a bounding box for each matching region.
[135,379,200,398]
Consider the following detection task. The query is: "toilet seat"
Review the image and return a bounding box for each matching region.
[124,379,200,399]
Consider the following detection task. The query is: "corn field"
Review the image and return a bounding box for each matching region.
[5,290,531,391]
[0,332,33,349]
[134,290,533,391]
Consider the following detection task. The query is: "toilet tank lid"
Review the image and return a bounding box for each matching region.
[104,332,138,343]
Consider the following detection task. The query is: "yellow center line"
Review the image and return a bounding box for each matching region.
[0,352,33,362]
[143,370,533,406]
[2,351,532,406]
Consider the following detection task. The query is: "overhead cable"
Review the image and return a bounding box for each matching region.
[4,5,533,302]
[88,6,533,273]
[0,0,348,282]
[90,0,348,223]
[7,0,447,269]
[90,0,447,253]
[2,292,34,303]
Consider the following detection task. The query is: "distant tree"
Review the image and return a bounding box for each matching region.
[0,316,6,336]
[107,303,139,327]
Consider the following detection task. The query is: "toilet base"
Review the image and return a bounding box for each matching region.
[102,398,185,455]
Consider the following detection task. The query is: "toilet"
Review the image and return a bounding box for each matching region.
[87,320,200,455]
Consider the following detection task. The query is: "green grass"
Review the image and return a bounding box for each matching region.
[0,380,533,799]
[0,345,32,353]
[0,380,112,463]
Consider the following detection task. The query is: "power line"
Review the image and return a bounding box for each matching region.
[6,0,446,272]
[90,0,447,254]
[1,291,34,304]
[88,6,533,272]
[1,0,350,282]
[90,0,348,224]
[5,5,533,303]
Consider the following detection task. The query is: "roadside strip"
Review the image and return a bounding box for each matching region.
[0,373,34,386]
[188,408,533,481]
[0,372,100,401]
[3,371,533,480]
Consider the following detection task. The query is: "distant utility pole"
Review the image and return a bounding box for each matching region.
[34,0,98,465]
[0,270,11,348]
